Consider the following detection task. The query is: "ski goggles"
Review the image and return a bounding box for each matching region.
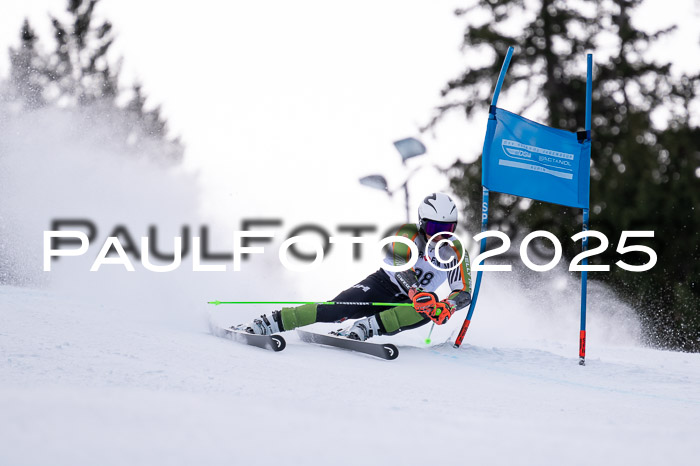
[422,219,457,238]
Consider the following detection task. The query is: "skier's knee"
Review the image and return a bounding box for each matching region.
[378,306,427,335]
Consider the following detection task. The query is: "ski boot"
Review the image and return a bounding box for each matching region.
[335,315,382,341]
[236,311,284,335]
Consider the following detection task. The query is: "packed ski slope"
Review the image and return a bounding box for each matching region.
[2,280,699,466]
[2,107,698,465]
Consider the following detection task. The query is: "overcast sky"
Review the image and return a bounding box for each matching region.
[1,0,698,234]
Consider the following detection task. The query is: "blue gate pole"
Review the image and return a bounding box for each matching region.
[579,208,589,365]
[454,46,513,348]
[454,186,489,347]
[579,53,593,365]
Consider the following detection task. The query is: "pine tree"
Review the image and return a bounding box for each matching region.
[8,20,46,109]
[3,0,183,164]
[432,0,700,351]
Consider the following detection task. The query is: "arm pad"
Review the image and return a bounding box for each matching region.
[395,269,419,294]
[448,291,472,310]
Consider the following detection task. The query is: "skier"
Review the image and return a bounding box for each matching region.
[237,192,472,341]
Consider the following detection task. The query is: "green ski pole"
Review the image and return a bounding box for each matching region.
[208,300,414,307]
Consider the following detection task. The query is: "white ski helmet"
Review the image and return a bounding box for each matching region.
[418,193,458,237]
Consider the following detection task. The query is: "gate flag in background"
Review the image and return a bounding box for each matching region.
[453,46,593,366]
[483,107,591,209]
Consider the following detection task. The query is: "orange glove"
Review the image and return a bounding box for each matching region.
[431,300,455,325]
[416,300,452,325]
[415,300,454,325]
[408,287,437,313]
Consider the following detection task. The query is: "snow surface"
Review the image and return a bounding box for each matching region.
[2,106,698,466]
[2,280,699,466]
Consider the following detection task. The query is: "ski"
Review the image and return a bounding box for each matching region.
[210,322,286,352]
[296,329,399,360]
